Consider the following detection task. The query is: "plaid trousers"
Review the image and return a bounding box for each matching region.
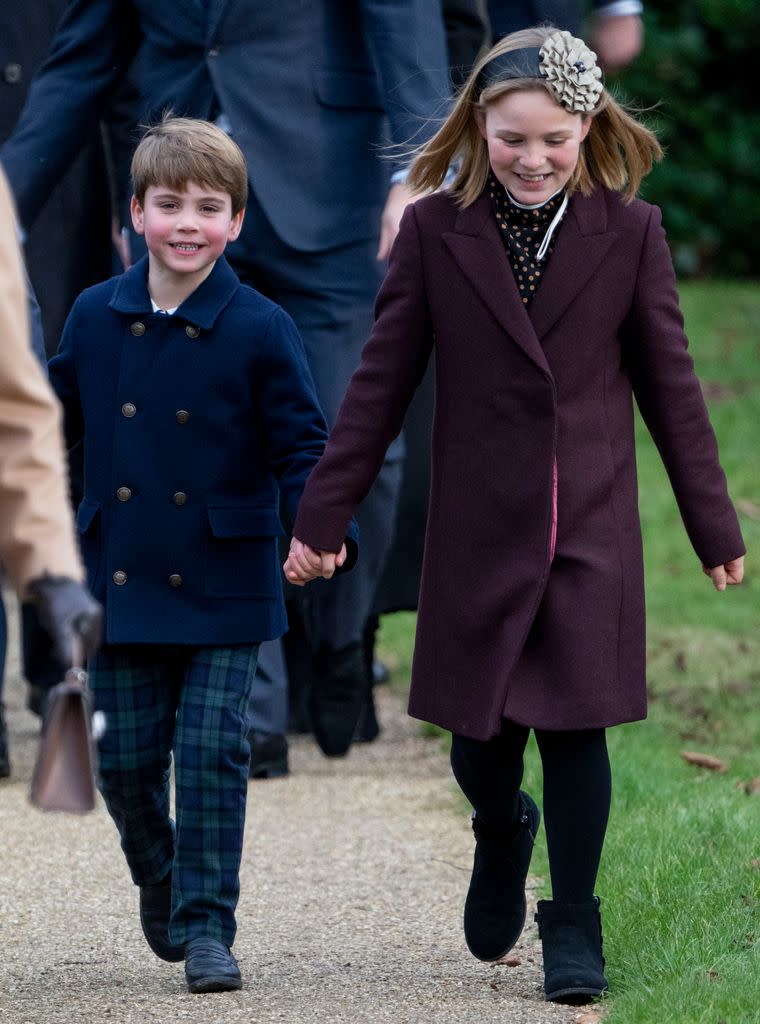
[89,643,259,946]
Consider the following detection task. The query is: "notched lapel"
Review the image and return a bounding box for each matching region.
[529,190,617,340]
[442,196,552,378]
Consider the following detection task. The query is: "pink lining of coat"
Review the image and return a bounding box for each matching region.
[550,456,558,563]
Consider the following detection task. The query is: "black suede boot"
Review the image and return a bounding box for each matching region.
[309,641,366,757]
[464,790,540,961]
[535,896,608,1004]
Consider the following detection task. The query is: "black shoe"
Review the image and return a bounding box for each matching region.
[248,730,289,779]
[464,791,540,961]
[184,937,242,993]
[0,705,10,779]
[309,642,367,757]
[139,872,185,962]
[535,896,609,1004]
[352,681,381,744]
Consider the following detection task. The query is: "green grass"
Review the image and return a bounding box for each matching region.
[377,281,760,1023]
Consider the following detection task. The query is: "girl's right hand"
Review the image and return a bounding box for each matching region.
[283,538,347,586]
[702,556,745,591]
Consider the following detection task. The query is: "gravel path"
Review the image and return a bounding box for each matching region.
[0,598,596,1024]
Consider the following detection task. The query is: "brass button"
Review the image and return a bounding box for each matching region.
[208,47,220,58]
[116,486,132,502]
[122,402,137,418]
[185,324,200,339]
[172,491,188,506]
[113,570,128,586]
[4,63,22,85]
[168,573,183,588]
[130,321,146,336]
[175,409,190,425]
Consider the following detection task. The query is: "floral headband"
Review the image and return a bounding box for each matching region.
[477,30,604,113]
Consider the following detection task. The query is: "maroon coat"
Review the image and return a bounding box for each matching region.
[294,186,745,740]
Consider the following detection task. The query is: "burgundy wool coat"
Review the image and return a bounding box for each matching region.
[294,186,745,740]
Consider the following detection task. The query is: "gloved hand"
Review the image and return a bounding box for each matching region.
[27,575,103,666]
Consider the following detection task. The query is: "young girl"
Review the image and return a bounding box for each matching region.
[284,26,745,1005]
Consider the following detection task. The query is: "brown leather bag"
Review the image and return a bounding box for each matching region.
[30,667,96,813]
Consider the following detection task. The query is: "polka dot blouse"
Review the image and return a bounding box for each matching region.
[487,173,568,307]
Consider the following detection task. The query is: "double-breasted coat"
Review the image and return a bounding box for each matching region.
[49,255,357,647]
[294,186,745,740]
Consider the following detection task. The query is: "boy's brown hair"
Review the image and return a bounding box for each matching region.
[131,115,248,214]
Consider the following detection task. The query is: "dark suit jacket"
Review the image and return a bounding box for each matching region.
[487,0,610,38]
[0,0,112,353]
[2,0,449,253]
[49,256,357,646]
[294,187,744,739]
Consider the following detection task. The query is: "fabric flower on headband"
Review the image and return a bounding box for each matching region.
[539,31,603,113]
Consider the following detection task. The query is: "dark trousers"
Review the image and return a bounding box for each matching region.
[226,192,403,718]
[90,643,259,946]
[451,719,612,902]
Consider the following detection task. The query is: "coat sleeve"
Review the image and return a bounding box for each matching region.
[0,171,83,590]
[47,297,85,451]
[0,0,141,229]
[623,204,745,569]
[294,202,434,552]
[360,0,450,159]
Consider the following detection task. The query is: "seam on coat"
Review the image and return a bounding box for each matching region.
[602,352,626,698]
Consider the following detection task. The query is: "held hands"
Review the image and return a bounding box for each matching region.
[283,537,347,587]
[702,556,745,592]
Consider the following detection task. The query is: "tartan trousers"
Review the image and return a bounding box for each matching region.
[89,643,259,946]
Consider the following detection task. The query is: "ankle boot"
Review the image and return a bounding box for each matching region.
[309,641,367,757]
[535,896,608,1004]
[464,790,540,961]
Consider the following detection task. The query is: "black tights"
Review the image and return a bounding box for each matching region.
[450,721,611,903]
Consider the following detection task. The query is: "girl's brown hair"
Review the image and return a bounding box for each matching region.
[131,115,249,214]
[407,26,662,205]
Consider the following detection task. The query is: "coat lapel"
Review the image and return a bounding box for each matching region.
[529,189,618,340]
[443,194,552,378]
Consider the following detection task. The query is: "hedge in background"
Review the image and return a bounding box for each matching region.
[615,0,759,277]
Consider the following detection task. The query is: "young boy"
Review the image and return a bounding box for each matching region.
[48,117,356,994]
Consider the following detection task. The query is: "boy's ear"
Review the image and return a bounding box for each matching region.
[228,208,245,243]
[130,195,145,235]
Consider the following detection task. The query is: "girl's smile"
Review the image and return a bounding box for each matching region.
[478,88,590,205]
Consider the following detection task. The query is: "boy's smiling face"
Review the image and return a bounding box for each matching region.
[131,181,244,289]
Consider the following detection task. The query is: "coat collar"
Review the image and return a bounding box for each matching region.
[109,255,240,330]
[442,188,617,375]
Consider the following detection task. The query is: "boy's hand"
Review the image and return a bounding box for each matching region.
[702,556,745,591]
[283,538,347,586]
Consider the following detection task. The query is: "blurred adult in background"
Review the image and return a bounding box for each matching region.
[366,2,490,719]
[1,0,450,774]
[487,1,644,72]
[0,167,102,776]
[0,0,115,732]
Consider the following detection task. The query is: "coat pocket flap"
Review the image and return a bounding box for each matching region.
[312,69,382,110]
[207,505,284,539]
[76,499,100,534]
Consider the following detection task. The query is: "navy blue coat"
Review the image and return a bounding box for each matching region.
[49,256,357,646]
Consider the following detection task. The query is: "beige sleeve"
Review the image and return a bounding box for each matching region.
[0,168,83,592]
